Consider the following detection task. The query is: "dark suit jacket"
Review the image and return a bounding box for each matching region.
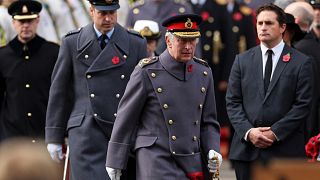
[226,44,312,161]
[45,23,147,180]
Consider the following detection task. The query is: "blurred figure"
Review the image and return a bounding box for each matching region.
[274,0,296,9]
[285,2,314,32]
[126,0,193,54]
[0,0,16,42]
[133,20,160,57]
[117,0,128,26]
[65,0,92,28]
[0,25,5,46]
[0,0,59,142]
[237,0,274,10]
[295,0,320,141]
[187,0,206,13]
[283,12,304,46]
[0,138,61,180]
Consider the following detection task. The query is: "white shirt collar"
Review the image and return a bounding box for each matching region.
[93,24,114,40]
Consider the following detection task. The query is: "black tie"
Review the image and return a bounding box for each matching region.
[100,34,107,49]
[264,49,273,93]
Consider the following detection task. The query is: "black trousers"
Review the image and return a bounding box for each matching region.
[232,160,252,180]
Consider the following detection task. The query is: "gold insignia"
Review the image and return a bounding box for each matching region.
[22,5,28,13]
[105,0,113,4]
[215,0,227,5]
[240,6,252,16]
[140,26,153,37]
[138,58,151,67]
[185,18,193,29]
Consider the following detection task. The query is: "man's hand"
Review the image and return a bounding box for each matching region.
[248,127,274,148]
[207,150,222,174]
[106,167,122,180]
[47,143,64,163]
[262,129,277,141]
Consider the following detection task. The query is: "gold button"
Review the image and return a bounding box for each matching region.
[206,31,213,37]
[32,140,36,143]
[121,75,125,79]
[25,84,30,88]
[90,94,95,98]
[114,113,117,117]
[203,71,208,76]
[151,73,156,78]
[208,17,214,23]
[87,75,92,79]
[168,119,174,125]
[179,7,185,13]
[163,104,168,109]
[201,87,206,93]
[172,136,177,141]
[157,88,162,93]
[193,136,197,141]
[85,55,89,59]
[203,44,210,51]
[94,113,98,117]
[116,94,120,98]
[199,104,203,109]
[133,8,140,14]
[25,56,29,60]
[123,55,127,59]
[27,113,32,117]
[232,26,239,33]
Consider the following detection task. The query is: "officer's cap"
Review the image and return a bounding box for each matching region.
[133,20,160,40]
[8,0,42,20]
[310,0,320,8]
[88,0,120,11]
[162,14,202,38]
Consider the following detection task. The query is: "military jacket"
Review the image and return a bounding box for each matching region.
[45,23,147,143]
[0,35,59,140]
[107,50,220,177]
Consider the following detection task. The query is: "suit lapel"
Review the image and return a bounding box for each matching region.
[264,45,291,101]
[252,47,265,98]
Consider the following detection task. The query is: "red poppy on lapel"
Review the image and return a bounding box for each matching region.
[282,53,291,62]
[112,56,120,65]
[187,172,204,180]
[201,11,209,21]
[187,64,193,72]
[233,12,243,21]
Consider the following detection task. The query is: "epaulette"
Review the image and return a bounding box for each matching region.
[215,0,227,6]
[240,6,252,16]
[127,29,144,38]
[65,28,82,37]
[194,57,209,67]
[138,57,158,68]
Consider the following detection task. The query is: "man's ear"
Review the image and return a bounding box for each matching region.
[165,36,172,48]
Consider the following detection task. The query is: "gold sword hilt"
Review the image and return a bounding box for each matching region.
[211,154,220,180]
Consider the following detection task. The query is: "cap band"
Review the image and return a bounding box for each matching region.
[167,22,198,31]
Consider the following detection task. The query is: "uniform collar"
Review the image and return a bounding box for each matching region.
[159,49,195,81]
[9,35,45,57]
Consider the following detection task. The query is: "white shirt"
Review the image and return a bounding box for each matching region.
[260,40,285,80]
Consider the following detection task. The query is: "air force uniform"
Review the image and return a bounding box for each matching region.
[45,1,148,180]
[107,14,220,180]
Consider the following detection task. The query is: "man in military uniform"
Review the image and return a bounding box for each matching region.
[133,20,160,57]
[126,0,194,53]
[0,0,59,141]
[45,0,147,180]
[106,14,222,180]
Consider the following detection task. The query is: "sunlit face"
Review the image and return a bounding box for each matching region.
[90,7,117,34]
[12,17,39,43]
[256,10,286,48]
[166,35,197,63]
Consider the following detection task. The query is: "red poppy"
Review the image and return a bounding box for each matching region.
[201,11,209,21]
[187,172,204,180]
[282,53,291,62]
[187,64,193,72]
[233,12,243,21]
[112,56,120,65]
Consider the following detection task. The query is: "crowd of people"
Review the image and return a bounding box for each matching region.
[0,0,319,180]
